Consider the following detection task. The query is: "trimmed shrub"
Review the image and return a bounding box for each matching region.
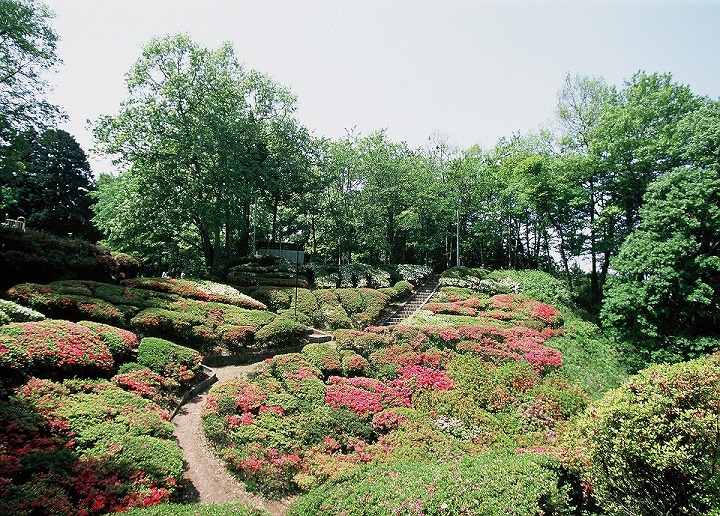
[0,226,139,290]
[254,316,307,349]
[122,504,270,516]
[302,343,342,376]
[0,319,114,379]
[137,337,203,385]
[392,280,414,298]
[78,320,138,360]
[288,452,570,515]
[575,353,720,515]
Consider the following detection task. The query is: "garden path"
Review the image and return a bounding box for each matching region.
[172,362,293,515]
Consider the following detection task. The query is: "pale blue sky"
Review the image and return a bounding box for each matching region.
[42,0,720,173]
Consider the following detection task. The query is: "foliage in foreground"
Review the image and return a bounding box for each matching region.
[122,502,269,515]
[288,452,570,515]
[0,227,140,290]
[574,352,720,515]
[0,378,183,515]
[201,290,588,498]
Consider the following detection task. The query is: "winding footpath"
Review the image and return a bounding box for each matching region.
[171,363,292,516]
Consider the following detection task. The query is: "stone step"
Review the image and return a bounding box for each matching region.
[306,328,333,344]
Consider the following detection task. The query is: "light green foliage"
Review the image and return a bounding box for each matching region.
[122,504,269,516]
[0,0,60,143]
[575,353,720,515]
[601,165,720,366]
[137,337,202,384]
[490,269,572,309]
[253,316,307,349]
[288,452,570,516]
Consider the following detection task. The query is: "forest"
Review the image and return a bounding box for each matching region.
[2,1,720,515]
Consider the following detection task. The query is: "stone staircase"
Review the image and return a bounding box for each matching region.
[382,275,440,326]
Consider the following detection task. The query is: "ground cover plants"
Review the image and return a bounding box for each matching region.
[4,278,307,353]
[200,284,590,510]
[0,317,197,515]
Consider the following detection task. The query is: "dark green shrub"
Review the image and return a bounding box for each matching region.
[575,353,720,515]
[137,337,202,385]
[302,405,374,447]
[301,343,342,375]
[288,452,569,515]
[0,227,139,290]
[254,316,307,349]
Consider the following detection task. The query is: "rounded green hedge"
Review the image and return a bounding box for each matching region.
[576,352,720,515]
[288,451,570,515]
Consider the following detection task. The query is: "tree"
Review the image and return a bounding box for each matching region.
[93,34,307,271]
[601,164,720,365]
[555,74,615,303]
[0,0,61,180]
[9,128,98,239]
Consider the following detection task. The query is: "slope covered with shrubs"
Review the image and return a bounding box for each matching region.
[0,317,200,515]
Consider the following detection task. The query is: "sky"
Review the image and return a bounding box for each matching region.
[41,0,720,175]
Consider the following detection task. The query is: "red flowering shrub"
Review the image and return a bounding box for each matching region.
[371,409,410,432]
[0,320,114,379]
[112,367,178,405]
[217,324,257,352]
[340,350,369,377]
[396,365,454,391]
[1,377,182,516]
[78,321,138,359]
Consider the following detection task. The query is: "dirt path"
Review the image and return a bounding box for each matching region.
[172,362,292,515]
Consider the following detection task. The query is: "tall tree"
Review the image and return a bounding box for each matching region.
[9,128,98,239]
[0,0,61,207]
[93,34,307,270]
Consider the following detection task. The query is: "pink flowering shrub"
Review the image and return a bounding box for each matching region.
[1,378,182,515]
[0,320,114,379]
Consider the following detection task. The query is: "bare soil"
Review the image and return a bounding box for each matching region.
[172,363,293,515]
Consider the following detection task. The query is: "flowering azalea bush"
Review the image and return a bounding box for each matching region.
[0,298,46,325]
[137,337,203,386]
[0,320,114,380]
[121,277,267,310]
[202,324,584,498]
[288,451,570,515]
[0,378,182,515]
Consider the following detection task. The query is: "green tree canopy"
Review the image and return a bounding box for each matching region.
[93,34,310,271]
[601,163,720,365]
[7,128,98,239]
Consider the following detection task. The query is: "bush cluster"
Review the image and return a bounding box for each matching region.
[1,378,182,515]
[573,352,720,514]
[6,279,301,354]
[202,315,585,499]
[0,298,45,325]
[137,337,203,386]
[248,286,393,330]
[288,451,570,515]
[0,226,140,290]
